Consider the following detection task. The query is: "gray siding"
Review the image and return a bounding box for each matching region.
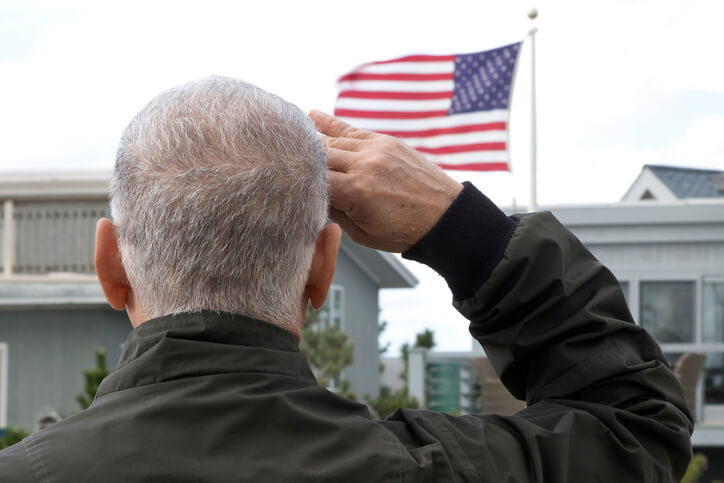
[332,249,381,400]
[588,243,724,277]
[0,306,130,431]
[0,207,4,273]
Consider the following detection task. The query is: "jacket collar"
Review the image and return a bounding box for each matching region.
[96,311,317,398]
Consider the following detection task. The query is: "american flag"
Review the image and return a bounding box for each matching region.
[334,42,522,171]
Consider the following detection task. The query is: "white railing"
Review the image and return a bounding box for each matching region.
[1,199,106,280]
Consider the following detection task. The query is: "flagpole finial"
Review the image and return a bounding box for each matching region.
[527,8,538,20]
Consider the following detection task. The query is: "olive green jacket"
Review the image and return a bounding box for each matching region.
[0,213,692,482]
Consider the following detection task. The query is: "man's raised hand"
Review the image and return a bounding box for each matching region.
[309,110,463,253]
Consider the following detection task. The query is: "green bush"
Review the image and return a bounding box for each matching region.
[0,426,30,450]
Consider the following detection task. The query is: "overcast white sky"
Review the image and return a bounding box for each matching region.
[2,0,723,355]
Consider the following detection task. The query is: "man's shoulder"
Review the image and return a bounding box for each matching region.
[0,408,115,482]
[0,436,37,482]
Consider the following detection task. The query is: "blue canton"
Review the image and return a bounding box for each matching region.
[449,42,521,115]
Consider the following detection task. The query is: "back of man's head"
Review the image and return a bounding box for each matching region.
[111,76,328,328]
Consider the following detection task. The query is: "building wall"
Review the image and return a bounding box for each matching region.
[0,306,130,431]
[332,249,381,400]
[550,204,724,420]
[0,196,394,429]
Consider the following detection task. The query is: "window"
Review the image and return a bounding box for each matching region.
[703,281,724,343]
[705,352,724,405]
[427,362,461,414]
[317,285,344,331]
[640,281,695,343]
[314,286,345,391]
[703,281,724,404]
[0,343,7,429]
[618,280,630,306]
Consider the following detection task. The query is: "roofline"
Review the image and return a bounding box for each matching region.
[644,163,723,174]
[502,197,724,213]
[0,170,111,200]
[339,234,418,289]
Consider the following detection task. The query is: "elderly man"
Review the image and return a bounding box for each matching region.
[0,76,691,481]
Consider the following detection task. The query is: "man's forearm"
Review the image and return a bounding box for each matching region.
[313,109,693,480]
[405,183,693,480]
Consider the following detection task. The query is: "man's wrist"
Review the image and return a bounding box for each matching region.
[402,182,518,300]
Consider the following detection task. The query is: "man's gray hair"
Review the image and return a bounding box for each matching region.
[111,76,328,328]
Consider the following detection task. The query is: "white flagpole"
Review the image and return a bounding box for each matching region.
[528,8,538,212]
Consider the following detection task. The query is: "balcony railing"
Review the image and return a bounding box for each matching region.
[2,199,107,278]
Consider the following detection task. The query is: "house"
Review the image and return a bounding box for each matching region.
[403,164,724,474]
[623,164,724,201]
[0,171,416,432]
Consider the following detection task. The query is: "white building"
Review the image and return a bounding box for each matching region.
[406,165,724,454]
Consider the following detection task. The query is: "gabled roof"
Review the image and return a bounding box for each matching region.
[647,165,724,198]
[622,165,724,202]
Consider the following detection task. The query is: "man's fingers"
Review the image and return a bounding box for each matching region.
[328,208,369,246]
[310,110,375,140]
[322,136,366,153]
[325,147,358,173]
[327,170,355,213]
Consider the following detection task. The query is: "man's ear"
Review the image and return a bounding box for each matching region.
[306,223,342,309]
[95,218,129,311]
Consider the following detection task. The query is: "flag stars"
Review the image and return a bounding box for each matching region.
[448,42,520,115]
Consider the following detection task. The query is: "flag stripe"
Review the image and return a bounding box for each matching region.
[337,80,455,92]
[415,142,506,155]
[359,61,455,74]
[335,97,451,111]
[337,90,454,100]
[377,122,507,138]
[437,162,509,171]
[334,43,521,172]
[371,54,456,64]
[423,150,509,163]
[403,130,507,148]
[338,72,455,82]
[334,109,449,119]
[336,109,508,131]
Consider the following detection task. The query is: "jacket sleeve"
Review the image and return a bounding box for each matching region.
[388,182,693,482]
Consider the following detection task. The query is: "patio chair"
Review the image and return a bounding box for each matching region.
[472,358,526,416]
[673,352,707,421]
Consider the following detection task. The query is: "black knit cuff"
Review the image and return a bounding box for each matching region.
[402,182,518,300]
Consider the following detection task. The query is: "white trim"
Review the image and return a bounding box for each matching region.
[0,343,7,428]
[2,201,14,277]
[621,167,679,202]
[336,285,346,332]
[0,298,108,307]
[0,171,111,200]
[0,274,98,282]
